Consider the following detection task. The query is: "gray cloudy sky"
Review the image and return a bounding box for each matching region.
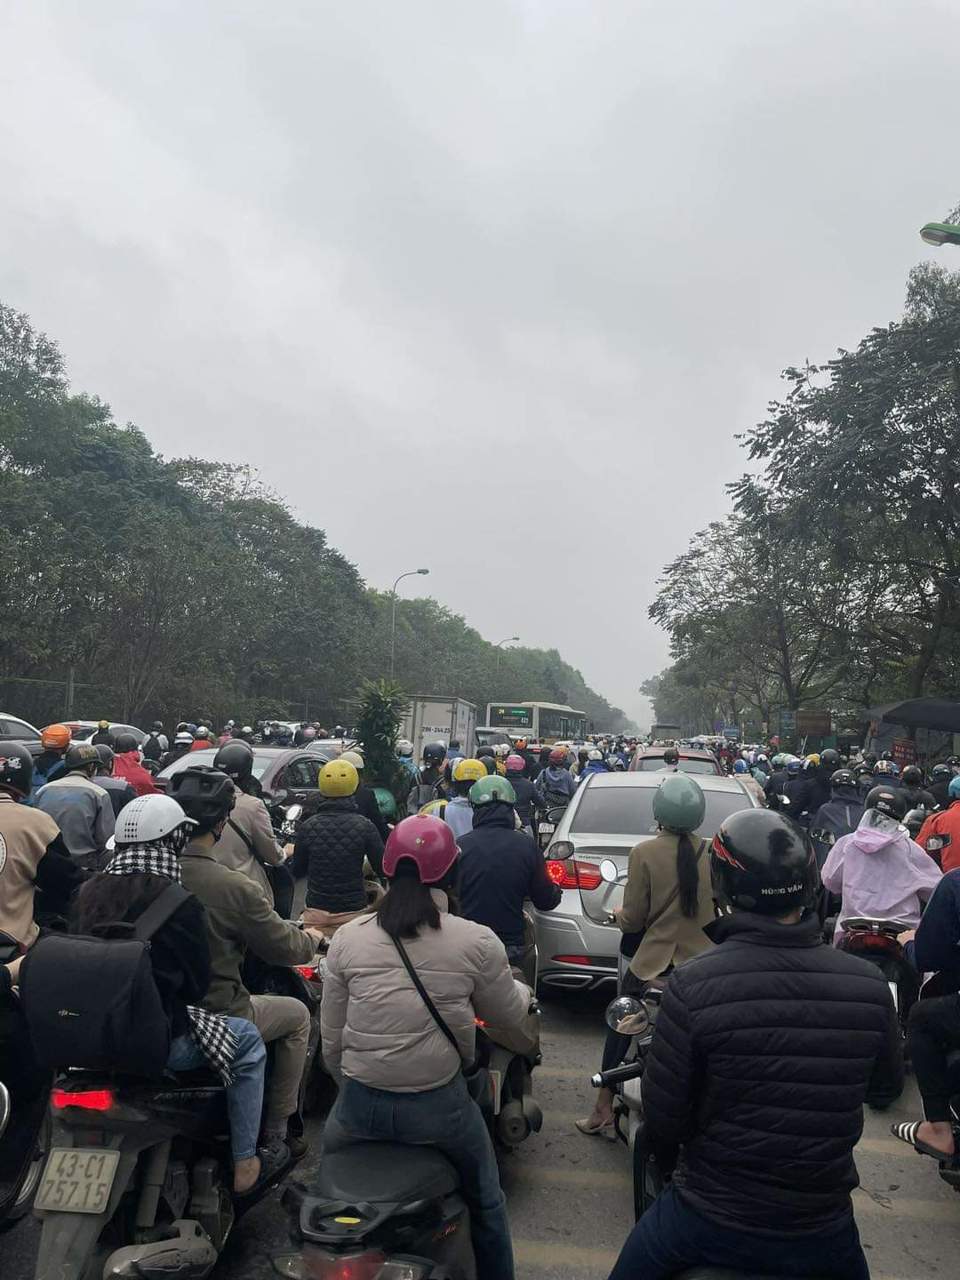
[3,1,957,726]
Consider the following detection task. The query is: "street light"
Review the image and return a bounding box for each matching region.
[389,568,430,678]
[495,635,520,671]
[920,221,960,247]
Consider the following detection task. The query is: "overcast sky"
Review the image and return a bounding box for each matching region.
[3,1,957,726]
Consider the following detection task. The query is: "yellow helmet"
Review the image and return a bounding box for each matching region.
[805,753,821,766]
[419,799,448,818]
[453,757,487,783]
[319,759,359,797]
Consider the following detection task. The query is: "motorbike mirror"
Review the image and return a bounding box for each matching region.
[605,995,649,1035]
[284,803,303,823]
[599,858,619,883]
[549,840,574,858]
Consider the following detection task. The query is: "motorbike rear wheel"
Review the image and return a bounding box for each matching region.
[632,1124,663,1221]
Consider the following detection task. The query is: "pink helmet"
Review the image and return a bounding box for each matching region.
[505,753,526,773]
[382,815,459,884]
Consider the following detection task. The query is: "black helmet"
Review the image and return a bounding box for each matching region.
[830,768,857,792]
[213,739,254,784]
[711,809,817,915]
[475,745,495,760]
[94,743,115,774]
[422,742,447,766]
[662,747,679,766]
[65,742,100,773]
[819,748,840,770]
[113,732,139,754]
[864,786,907,821]
[855,762,873,778]
[863,752,878,766]
[904,808,927,839]
[170,767,236,832]
[152,720,164,731]
[947,756,960,769]
[901,765,924,788]
[0,742,34,796]
[932,763,953,783]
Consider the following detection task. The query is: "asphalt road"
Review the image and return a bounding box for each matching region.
[5,989,960,1279]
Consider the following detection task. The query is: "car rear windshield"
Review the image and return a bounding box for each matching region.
[161,750,272,780]
[636,757,717,774]
[570,787,751,837]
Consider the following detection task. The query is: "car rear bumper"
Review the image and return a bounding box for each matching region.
[532,902,619,992]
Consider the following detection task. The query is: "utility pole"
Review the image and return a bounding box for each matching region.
[64,666,75,720]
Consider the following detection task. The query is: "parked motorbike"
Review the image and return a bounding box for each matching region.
[0,932,51,1233]
[31,1062,302,1280]
[836,916,917,1034]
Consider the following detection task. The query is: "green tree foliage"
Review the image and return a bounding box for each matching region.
[646,262,960,735]
[0,302,630,731]
[355,679,409,803]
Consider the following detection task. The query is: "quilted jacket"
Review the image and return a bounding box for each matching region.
[289,796,385,914]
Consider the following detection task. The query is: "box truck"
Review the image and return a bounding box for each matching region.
[401,696,477,760]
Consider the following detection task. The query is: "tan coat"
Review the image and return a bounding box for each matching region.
[321,890,537,1093]
[215,792,283,903]
[618,830,715,980]
[0,795,61,948]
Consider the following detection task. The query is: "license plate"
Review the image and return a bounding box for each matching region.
[540,823,554,834]
[35,1147,120,1215]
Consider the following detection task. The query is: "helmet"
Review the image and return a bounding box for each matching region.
[864,786,907,821]
[830,769,858,792]
[863,752,878,766]
[469,775,517,807]
[382,815,459,883]
[169,767,236,829]
[319,759,359,797]
[949,776,960,801]
[174,731,194,746]
[904,808,928,838]
[452,758,487,784]
[373,786,398,820]
[932,763,953,782]
[901,765,924,787]
[422,742,447,766]
[114,794,195,845]
[418,799,448,818]
[152,721,164,731]
[947,756,960,769]
[711,810,817,915]
[733,759,747,774]
[94,743,115,774]
[301,726,317,740]
[476,745,495,760]
[493,743,510,758]
[855,762,873,778]
[505,754,526,774]
[787,758,802,776]
[65,743,100,772]
[819,749,840,770]
[97,719,110,731]
[397,739,414,758]
[514,738,527,751]
[40,724,71,751]
[548,747,567,766]
[0,742,34,796]
[662,747,679,766]
[652,773,706,833]
[213,739,254,783]
[340,750,365,771]
[113,732,139,754]
[194,726,210,740]
[586,748,602,761]
[873,759,898,777]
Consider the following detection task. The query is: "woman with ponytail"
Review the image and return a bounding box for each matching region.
[577,773,713,1136]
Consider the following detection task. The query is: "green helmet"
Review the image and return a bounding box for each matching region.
[468,775,517,807]
[652,773,705,833]
[373,786,398,820]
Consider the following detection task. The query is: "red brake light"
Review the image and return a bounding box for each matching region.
[552,954,594,966]
[295,964,320,981]
[303,1249,387,1280]
[545,859,602,890]
[51,1088,115,1112]
[574,860,602,891]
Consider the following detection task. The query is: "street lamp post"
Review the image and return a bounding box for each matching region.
[495,635,520,672]
[920,222,960,248]
[389,568,430,679]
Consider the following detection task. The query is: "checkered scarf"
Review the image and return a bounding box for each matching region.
[104,842,239,1083]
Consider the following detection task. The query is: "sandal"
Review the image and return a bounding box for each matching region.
[891,1121,957,1163]
[575,1114,614,1137]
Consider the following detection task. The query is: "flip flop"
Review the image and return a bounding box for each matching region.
[891,1121,957,1163]
[575,1115,614,1137]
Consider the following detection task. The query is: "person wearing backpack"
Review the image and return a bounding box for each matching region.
[141,721,168,763]
[405,742,447,815]
[64,794,271,1194]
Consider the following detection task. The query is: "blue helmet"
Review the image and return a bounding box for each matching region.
[787,759,802,776]
[949,776,960,801]
[733,759,747,774]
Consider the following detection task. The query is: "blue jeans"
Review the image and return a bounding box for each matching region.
[167,1017,266,1162]
[608,1183,869,1280]
[323,1074,515,1280]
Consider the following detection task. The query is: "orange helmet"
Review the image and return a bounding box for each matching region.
[41,723,71,751]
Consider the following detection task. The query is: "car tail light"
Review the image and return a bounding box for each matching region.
[552,954,594,966]
[51,1088,115,1111]
[302,1248,387,1279]
[545,859,602,890]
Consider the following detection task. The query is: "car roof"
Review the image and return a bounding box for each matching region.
[583,772,749,796]
[637,747,715,760]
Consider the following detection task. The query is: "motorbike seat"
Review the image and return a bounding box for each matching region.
[314,1142,459,1205]
[674,1272,831,1279]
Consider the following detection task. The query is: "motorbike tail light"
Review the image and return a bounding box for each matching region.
[841,932,899,954]
[302,1248,387,1279]
[295,964,321,981]
[51,1088,115,1111]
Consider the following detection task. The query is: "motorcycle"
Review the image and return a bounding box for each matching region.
[911,973,960,1195]
[0,932,51,1232]
[31,1061,302,1280]
[836,916,917,1034]
[536,803,568,851]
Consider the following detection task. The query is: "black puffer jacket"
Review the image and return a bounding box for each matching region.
[289,797,384,914]
[457,803,561,948]
[643,911,903,1237]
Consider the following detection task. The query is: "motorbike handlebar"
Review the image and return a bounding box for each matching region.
[592,1060,645,1089]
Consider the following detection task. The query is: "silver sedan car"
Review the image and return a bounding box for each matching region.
[534,771,760,994]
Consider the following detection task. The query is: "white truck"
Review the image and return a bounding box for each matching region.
[401,695,477,761]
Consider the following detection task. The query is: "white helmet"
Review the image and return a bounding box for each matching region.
[493,743,510,757]
[397,739,414,757]
[588,748,603,761]
[341,749,364,770]
[114,795,196,846]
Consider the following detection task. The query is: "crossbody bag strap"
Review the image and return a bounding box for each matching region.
[642,838,708,933]
[227,816,260,858]
[391,934,464,1061]
[132,883,190,941]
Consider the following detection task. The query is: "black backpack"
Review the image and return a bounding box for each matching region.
[141,733,163,762]
[20,883,189,1078]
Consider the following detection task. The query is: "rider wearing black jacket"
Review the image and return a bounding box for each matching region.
[608,809,902,1280]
